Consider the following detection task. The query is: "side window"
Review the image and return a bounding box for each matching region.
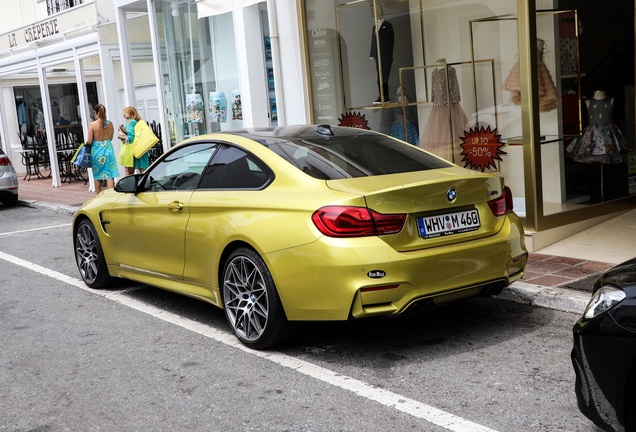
[144,143,217,191]
[199,145,269,189]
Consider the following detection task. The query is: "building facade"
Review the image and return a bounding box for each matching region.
[0,0,634,250]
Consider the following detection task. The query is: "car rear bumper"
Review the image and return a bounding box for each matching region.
[268,215,526,320]
[0,173,19,192]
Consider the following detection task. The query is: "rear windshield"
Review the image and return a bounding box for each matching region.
[259,134,451,180]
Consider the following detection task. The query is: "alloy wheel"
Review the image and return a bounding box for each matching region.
[74,219,110,288]
[223,255,269,343]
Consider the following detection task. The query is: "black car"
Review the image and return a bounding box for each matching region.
[572,258,636,432]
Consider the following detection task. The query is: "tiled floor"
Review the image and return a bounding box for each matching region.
[521,253,613,292]
[14,173,623,292]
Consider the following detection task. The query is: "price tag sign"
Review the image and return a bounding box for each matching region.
[459,126,507,172]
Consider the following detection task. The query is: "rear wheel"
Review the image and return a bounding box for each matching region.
[222,247,293,349]
[75,219,111,288]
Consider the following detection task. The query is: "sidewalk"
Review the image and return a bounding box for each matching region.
[15,175,611,315]
[17,174,95,214]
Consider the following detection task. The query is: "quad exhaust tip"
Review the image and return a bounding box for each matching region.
[404,281,508,317]
[405,299,435,317]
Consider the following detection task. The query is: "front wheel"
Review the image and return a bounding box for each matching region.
[222,247,294,349]
[74,219,112,288]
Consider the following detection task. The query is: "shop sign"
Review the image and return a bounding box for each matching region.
[308,27,339,122]
[459,126,507,172]
[0,2,97,53]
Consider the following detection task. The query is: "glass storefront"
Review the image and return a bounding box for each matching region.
[550,1,635,211]
[304,1,518,162]
[303,0,636,229]
[14,82,98,146]
[153,1,243,146]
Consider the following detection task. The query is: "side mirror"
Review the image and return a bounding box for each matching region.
[114,174,143,193]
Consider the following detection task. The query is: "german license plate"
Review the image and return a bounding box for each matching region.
[417,209,480,239]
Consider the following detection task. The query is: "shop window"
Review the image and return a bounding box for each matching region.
[153,0,242,147]
[306,1,422,145]
[305,0,636,222]
[304,1,517,168]
[556,0,635,209]
[14,82,97,149]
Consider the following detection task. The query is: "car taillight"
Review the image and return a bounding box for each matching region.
[0,156,12,166]
[312,206,406,237]
[488,186,513,216]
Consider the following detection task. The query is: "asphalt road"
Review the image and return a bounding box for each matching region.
[0,205,601,431]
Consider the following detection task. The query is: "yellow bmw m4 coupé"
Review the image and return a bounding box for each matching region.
[73,124,527,349]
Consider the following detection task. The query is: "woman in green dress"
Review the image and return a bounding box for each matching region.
[121,106,150,176]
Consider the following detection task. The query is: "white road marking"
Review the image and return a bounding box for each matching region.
[0,250,498,432]
[0,224,71,236]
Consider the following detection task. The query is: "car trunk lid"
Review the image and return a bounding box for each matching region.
[326,169,508,251]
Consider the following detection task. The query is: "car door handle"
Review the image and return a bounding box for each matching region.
[167,201,184,212]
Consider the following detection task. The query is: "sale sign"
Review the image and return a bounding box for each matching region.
[459,126,507,172]
[338,111,370,129]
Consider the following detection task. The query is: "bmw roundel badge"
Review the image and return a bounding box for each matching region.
[446,187,457,202]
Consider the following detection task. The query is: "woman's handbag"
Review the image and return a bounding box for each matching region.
[72,143,91,169]
[118,143,134,167]
[132,120,159,158]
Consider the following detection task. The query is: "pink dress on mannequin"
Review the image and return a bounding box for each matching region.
[502,39,559,112]
[421,65,468,164]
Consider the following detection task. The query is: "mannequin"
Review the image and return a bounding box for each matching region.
[502,38,559,112]
[589,89,611,105]
[370,13,394,104]
[420,60,468,163]
[566,89,630,163]
[16,96,27,127]
[390,87,419,144]
[16,96,28,141]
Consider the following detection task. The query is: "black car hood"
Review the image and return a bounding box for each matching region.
[597,257,636,292]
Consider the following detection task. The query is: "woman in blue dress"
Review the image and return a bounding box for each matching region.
[87,103,119,193]
[121,106,151,175]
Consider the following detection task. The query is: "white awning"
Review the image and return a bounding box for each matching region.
[195,0,262,18]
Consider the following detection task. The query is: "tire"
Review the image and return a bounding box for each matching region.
[74,219,112,288]
[222,247,293,349]
[1,193,18,207]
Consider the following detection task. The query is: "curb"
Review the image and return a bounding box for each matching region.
[498,281,590,315]
[18,199,78,216]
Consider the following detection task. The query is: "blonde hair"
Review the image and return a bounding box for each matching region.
[123,106,141,121]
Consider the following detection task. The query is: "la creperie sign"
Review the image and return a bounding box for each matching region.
[12,19,60,47]
[0,2,97,53]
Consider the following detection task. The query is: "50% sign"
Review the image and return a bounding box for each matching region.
[459,126,507,172]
